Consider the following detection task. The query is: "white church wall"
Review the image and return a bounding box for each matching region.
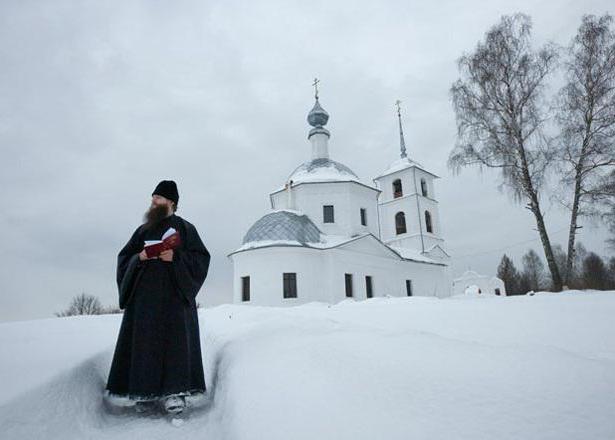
[295,183,350,236]
[378,199,445,251]
[375,170,409,202]
[375,167,445,250]
[270,190,287,211]
[231,244,453,307]
[347,183,380,237]
[411,167,437,200]
[411,168,444,240]
[270,182,379,238]
[231,246,329,306]
[327,247,452,300]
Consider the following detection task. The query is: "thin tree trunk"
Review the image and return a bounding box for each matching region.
[528,191,563,291]
[565,172,583,287]
[517,135,563,291]
[564,108,593,287]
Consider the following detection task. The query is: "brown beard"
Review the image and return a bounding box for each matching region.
[143,204,170,229]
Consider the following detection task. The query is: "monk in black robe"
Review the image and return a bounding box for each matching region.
[105,180,211,415]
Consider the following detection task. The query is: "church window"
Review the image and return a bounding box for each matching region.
[395,212,407,235]
[421,178,428,197]
[345,273,353,298]
[360,208,367,226]
[241,276,250,302]
[283,273,297,298]
[365,276,373,298]
[323,205,334,223]
[406,279,413,296]
[393,179,403,198]
[425,211,433,233]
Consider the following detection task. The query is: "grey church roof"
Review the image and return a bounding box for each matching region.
[242,210,322,245]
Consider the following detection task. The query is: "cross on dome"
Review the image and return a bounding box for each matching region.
[307,79,329,132]
[312,77,320,100]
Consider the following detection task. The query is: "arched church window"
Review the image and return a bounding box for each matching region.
[393,179,403,198]
[425,211,433,233]
[421,178,428,197]
[395,212,406,235]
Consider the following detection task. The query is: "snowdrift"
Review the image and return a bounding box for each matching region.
[1,291,614,439]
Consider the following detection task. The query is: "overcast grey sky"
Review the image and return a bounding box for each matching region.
[0,0,612,322]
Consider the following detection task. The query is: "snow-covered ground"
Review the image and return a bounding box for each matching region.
[1,291,615,440]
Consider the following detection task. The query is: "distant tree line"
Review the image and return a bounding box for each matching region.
[497,243,615,295]
[450,13,615,292]
[55,292,121,317]
[55,293,205,317]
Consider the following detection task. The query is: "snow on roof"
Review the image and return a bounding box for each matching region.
[287,158,360,185]
[316,234,361,248]
[231,232,366,255]
[233,232,446,266]
[374,157,438,180]
[234,239,305,252]
[388,246,440,264]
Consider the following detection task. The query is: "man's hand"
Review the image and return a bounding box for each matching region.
[139,249,149,261]
[159,249,174,262]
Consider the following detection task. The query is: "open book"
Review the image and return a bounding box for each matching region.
[143,227,182,258]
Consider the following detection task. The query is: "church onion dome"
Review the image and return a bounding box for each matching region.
[288,158,359,185]
[241,210,321,246]
[307,99,329,128]
[307,99,330,139]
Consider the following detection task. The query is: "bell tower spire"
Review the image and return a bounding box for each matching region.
[395,100,407,159]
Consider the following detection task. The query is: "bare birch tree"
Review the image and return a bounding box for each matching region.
[556,14,615,286]
[449,14,563,290]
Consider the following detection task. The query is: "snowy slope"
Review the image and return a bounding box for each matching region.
[1,291,615,440]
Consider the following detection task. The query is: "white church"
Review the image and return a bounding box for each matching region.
[228,87,452,306]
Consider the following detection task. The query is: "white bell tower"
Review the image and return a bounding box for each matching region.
[373,101,448,261]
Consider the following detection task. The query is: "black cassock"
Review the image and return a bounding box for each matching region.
[106,214,211,399]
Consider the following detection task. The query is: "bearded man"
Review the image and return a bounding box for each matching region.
[105,180,211,416]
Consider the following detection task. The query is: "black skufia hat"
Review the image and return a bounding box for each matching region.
[152,180,179,204]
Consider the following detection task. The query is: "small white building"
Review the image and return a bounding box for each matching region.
[453,270,506,296]
[229,93,452,306]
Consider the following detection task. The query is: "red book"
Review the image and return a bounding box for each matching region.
[144,227,182,258]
